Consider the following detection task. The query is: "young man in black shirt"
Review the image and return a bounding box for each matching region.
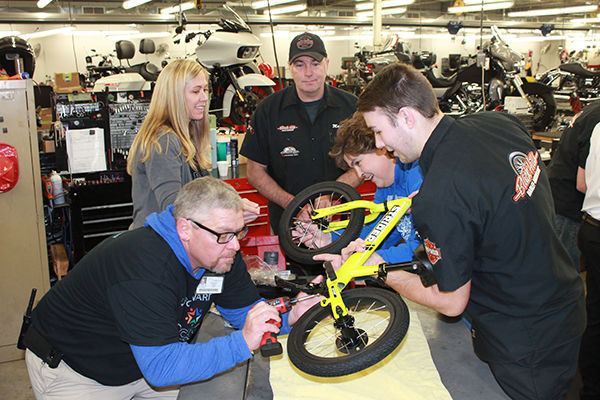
[316,62,585,400]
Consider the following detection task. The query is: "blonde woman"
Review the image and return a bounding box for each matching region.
[128,59,258,229]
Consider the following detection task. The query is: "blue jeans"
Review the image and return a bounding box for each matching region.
[554,214,581,271]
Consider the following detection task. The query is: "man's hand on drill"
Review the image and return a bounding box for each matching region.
[242,301,281,351]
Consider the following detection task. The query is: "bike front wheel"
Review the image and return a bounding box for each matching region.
[278,181,365,265]
[287,287,410,377]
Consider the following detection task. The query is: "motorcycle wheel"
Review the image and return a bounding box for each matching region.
[278,181,365,265]
[523,85,556,132]
[229,86,274,126]
[287,287,410,377]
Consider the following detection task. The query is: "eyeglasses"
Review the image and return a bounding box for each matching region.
[187,219,249,244]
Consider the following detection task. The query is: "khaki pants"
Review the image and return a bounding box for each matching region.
[25,349,179,400]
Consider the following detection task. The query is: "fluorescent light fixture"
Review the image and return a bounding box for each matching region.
[122,0,152,10]
[0,31,21,36]
[448,1,513,13]
[252,0,297,9]
[160,1,195,14]
[356,7,407,17]
[73,30,140,36]
[462,0,509,4]
[21,26,75,39]
[508,5,598,17]
[106,32,171,40]
[355,0,414,11]
[267,4,307,15]
[37,0,53,8]
[571,17,600,24]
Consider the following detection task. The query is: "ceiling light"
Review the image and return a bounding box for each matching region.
[462,0,509,4]
[355,0,414,11]
[570,17,600,24]
[252,0,298,9]
[122,0,152,10]
[160,1,195,14]
[20,26,75,39]
[37,0,53,8]
[106,32,171,40]
[448,1,513,14]
[267,4,307,15]
[0,31,21,36]
[356,7,407,17]
[508,5,598,18]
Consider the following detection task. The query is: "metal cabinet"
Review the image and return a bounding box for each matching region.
[0,80,50,362]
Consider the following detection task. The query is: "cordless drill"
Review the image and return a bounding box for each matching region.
[259,297,293,357]
[258,295,317,357]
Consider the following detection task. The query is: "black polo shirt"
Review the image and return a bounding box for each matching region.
[548,100,600,221]
[413,113,585,363]
[240,84,357,231]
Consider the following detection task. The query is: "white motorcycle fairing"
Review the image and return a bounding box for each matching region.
[93,72,151,92]
[197,31,262,68]
[222,73,275,118]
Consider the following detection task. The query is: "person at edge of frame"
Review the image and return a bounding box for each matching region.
[315,62,585,400]
[574,100,600,400]
[23,177,322,399]
[240,32,361,235]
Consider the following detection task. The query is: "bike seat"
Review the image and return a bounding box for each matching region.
[115,40,135,60]
[126,62,159,81]
[559,63,600,78]
[424,68,457,87]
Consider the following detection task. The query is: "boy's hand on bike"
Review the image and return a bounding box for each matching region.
[243,301,281,351]
[288,275,325,325]
[291,222,332,248]
[296,195,332,223]
[313,238,368,271]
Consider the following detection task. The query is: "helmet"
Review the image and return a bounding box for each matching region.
[0,36,36,77]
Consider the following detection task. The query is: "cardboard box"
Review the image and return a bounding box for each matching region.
[37,107,53,125]
[54,72,82,93]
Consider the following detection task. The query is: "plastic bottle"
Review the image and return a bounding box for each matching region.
[50,171,65,205]
[230,135,239,167]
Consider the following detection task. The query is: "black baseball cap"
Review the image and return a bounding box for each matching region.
[289,32,327,63]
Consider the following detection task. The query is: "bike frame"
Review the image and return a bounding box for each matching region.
[308,197,422,319]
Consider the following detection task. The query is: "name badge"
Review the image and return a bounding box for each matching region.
[196,276,224,294]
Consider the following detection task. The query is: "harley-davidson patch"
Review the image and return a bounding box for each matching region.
[424,238,442,265]
[277,124,298,133]
[297,37,314,50]
[509,151,541,202]
[280,146,300,157]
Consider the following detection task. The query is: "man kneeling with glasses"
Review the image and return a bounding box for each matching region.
[23,177,319,399]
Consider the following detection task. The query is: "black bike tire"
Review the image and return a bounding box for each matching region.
[287,287,410,377]
[523,83,556,132]
[278,181,365,265]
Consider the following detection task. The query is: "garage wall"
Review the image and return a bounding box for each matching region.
[0,22,592,84]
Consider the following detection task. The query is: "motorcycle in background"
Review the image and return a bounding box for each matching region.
[536,62,600,114]
[338,35,410,96]
[417,26,556,132]
[184,5,275,125]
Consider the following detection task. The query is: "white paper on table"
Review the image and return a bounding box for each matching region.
[65,127,107,173]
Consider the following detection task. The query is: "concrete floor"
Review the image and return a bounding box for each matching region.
[0,357,35,400]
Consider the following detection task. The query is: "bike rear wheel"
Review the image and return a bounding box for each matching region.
[287,287,410,377]
[278,181,365,265]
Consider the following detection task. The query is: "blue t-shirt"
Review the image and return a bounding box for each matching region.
[359,160,423,263]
